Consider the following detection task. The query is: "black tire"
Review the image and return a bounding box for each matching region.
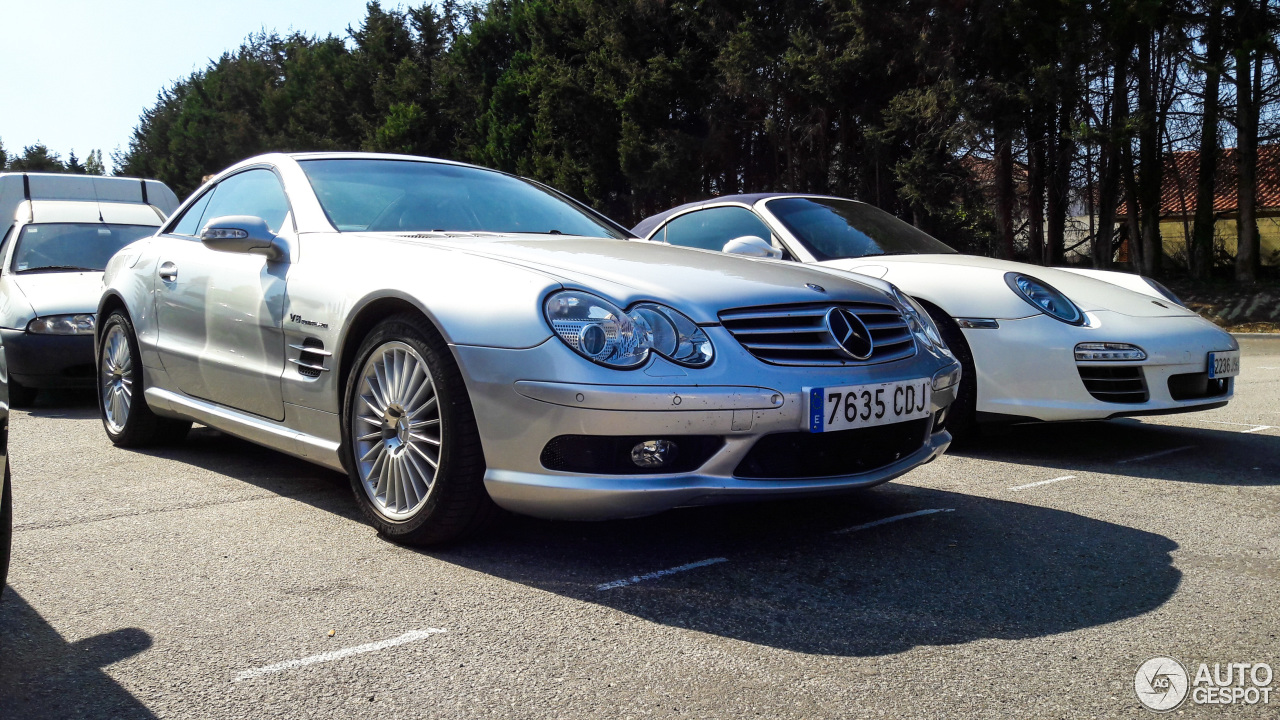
[8,379,36,408]
[919,301,980,443]
[96,310,192,447]
[340,313,494,546]
[1,465,11,600]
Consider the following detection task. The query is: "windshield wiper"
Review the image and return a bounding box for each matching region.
[864,251,920,257]
[18,265,99,273]
[506,230,582,237]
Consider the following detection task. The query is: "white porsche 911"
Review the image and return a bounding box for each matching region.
[635,194,1239,436]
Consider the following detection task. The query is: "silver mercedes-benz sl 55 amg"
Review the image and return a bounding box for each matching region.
[96,152,960,544]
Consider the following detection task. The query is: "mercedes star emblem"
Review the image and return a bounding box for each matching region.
[824,307,875,360]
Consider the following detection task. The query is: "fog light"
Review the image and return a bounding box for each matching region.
[1074,342,1147,361]
[630,439,678,468]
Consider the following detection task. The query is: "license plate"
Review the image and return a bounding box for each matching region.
[807,379,932,433]
[1208,350,1240,379]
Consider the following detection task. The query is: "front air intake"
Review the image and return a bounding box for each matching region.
[1077,366,1148,403]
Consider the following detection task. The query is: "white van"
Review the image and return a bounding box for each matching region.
[0,173,179,405]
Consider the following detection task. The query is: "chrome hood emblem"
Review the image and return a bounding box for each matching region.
[824,307,874,360]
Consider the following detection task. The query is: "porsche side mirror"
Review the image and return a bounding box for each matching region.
[200,216,285,261]
[722,235,782,259]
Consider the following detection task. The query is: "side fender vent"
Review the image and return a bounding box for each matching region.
[289,339,331,379]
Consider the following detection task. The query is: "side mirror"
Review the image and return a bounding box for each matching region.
[200,216,285,261]
[722,235,782,259]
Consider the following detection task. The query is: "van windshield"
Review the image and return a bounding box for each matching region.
[12,223,156,273]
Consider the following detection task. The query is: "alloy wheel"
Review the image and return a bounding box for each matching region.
[100,324,134,434]
[351,341,444,520]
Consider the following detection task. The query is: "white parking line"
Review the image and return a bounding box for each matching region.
[234,629,447,681]
[1116,445,1195,464]
[1009,475,1075,491]
[1205,420,1273,433]
[596,557,728,591]
[833,508,955,535]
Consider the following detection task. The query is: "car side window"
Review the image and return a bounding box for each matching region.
[199,169,291,234]
[170,189,216,237]
[660,206,776,253]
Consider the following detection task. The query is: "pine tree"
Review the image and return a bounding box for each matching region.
[85,150,105,176]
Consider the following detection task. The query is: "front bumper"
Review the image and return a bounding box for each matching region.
[965,311,1237,423]
[0,329,95,389]
[453,331,958,520]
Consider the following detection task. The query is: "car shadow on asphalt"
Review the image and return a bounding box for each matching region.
[429,483,1181,657]
[37,391,1185,660]
[0,589,156,719]
[131,426,364,521]
[950,418,1280,486]
[13,388,99,420]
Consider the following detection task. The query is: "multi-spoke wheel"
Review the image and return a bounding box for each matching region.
[342,313,491,545]
[96,310,191,447]
[353,341,444,521]
[100,323,134,435]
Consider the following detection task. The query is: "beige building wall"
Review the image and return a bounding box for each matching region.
[1160,216,1280,267]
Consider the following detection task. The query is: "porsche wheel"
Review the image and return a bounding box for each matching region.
[341,313,492,546]
[97,311,191,447]
[920,303,979,443]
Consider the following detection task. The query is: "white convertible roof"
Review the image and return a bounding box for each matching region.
[0,172,179,229]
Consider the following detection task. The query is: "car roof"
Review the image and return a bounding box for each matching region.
[632,193,841,237]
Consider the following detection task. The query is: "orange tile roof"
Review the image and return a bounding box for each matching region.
[1122,145,1280,217]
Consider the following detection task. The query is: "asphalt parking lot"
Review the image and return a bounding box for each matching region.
[2,338,1278,719]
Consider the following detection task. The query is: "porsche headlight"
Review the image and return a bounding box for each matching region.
[1004,272,1083,325]
[891,287,948,354]
[27,313,96,335]
[544,291,713,369]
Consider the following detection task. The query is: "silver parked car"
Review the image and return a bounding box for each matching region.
[96,153,960,545]
[0,173,178,405]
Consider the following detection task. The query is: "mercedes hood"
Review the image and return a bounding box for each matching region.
[416,235,901,322]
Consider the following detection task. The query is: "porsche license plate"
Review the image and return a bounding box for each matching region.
[1207,350,1240,379]
[807,379,932,433]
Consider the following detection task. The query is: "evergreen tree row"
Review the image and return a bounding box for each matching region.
[114,0,1280,277]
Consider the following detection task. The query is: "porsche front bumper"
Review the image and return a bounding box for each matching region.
[965,311,1237,423]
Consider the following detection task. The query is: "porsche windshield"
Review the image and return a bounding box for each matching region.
[299,159,626,238]
[11,223,156,274]
[764,197,957,261]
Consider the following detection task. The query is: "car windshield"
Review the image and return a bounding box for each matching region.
[299,159,627,238]
[764,197,957,261]
[11,223,156,274]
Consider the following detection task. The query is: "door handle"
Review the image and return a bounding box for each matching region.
[158,261,178,282]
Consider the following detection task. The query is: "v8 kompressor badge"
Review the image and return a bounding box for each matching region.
[289,314,329,330]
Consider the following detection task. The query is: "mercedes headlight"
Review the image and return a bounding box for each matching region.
[1004,273,1083,325]
[891,287,948,354]
[27,313,96,335]
[544,291,713,369]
